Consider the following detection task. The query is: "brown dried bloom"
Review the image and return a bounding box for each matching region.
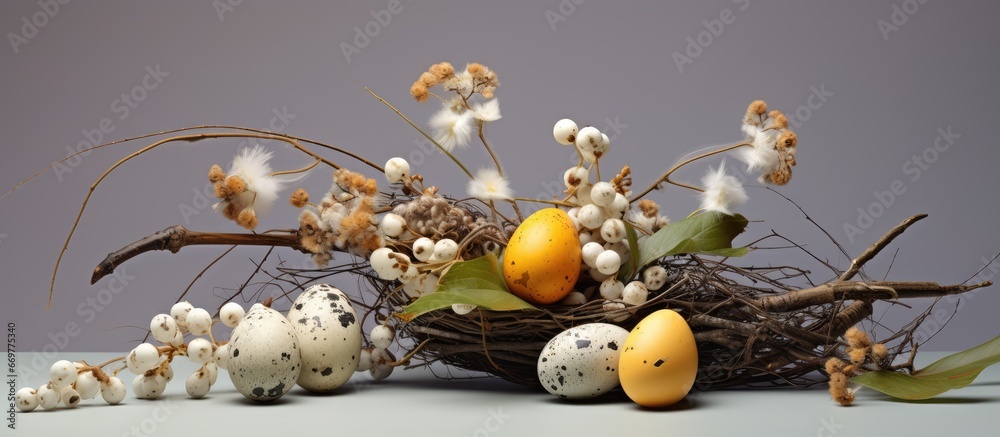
[845,326,873,349]
[769,110,789,129]
[208,164,226,183]
[290,188,309,208]
[611,165,632,196]
[825,357,848,375]
[429,62,455,81]
[410,82,429,102]
[871,343,888,362]
[828,372,855,406]
[418,72,437,88]
[236,208,258,230]
[638,199,660,218]
[848,347,868,366]
[214,181,232,199]
[225,175,247,195]
[334,169,378,197]
[745,100,768,125]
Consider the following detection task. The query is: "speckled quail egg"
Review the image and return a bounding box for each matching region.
[227,303,301,402]
[537,323,630,399]
[287,284,362,393]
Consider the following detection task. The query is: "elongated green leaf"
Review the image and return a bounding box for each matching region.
[850,334,1000,400]
[617,221,642,281]
[636,211,749,269]
[914,334,1000,380]
[400,254,537,320]
[851,369,984,400]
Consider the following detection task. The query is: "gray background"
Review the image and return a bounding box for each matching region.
[1,0,998,357]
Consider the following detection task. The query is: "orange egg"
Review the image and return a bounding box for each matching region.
[618,309,699,408]
[503,208,581,305]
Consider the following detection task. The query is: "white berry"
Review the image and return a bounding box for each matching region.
[595,250,621,275]
[185,308,213,336]
[50,360,77,388]
[370,325,395,350]
[590,182,616,207]
[552,118,578,145]
[578,204,604,230]
[575,126,603,153]
[600,219,626,243]
[581,242,604,268]
[452,303,476,315]
[380,213,407,238]
[430,238,459,262]
[60,385,81,408]
[643,265,669,291]
[187,338,214,364]
[220,302,245,328]
[370,348,395,381]
[603,301,629,323]
[73,371,100,400]
[101,377,126,405]
[140,375,166,399]
[622,281,649,305]
[356,347,374,372]
[149,314,179,344]
[170,301,194,329]
[384,157,411,184]
[609,193,629,218]
[370,248,402,281]
[213,343,230,370]
[412,238,435,262]
[186,371,211,399]
[600,278,625,300]
[559,291,587,306]
[36,384,60,410]
[563,166,589,188]
[14,387,38,412]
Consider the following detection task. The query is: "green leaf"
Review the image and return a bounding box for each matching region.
[400,253,538,321]
[635,211,749,270]
[850,334,1000,400]
[850,369,983,400]
[617,221,642,281]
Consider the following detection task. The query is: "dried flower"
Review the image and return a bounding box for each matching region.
[828,372,855,406]
[429,106,474,152]
[290,188,309,208]
[208,164,226,183]
[236,208,258,230]
[825,357,848,375]
[871,343,888,362]
[467,168,513,201]
[410,82,429,102]
[845,326,873,349]
[429,62,455,81]
[700,161,748,215]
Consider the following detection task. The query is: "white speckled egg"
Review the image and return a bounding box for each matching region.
[227,303,301,402]
[287,284,362,393]
[537,323,630,399]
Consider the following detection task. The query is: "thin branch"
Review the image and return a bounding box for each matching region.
[838,214,928,282]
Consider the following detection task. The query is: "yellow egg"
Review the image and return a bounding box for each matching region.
[503,208,581,305]
[619,309,698,408]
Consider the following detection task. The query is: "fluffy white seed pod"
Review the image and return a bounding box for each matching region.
[15,387,38,412]
[50,360,77,388]
[600,218,626,243]
[185,372,211,399]
[100,377,126,405]
[578,204,604,230]
[73,371,100,400]
[643,266,669,291]
[380,213,407,238]
[452,304,477,315]
[185,308,213,336]
[150,314,179,344]
[411,237,435,262]
[622,281,649,306]
[559,291,587,306]
[60,385,81,408]
[220,302,245,328]
[575,126,603,153]
[600,278,625,300]
[370,325,395,350]
[595,250,622,275]
[370,248,401,281]
[187,338,214,365]
[170,301,194,330]
[430,239,459,262]
[552,118,579,145]
[581,242,604,268]
[609,193,629,218]
[590,182,616,207]
[384,157,411,184]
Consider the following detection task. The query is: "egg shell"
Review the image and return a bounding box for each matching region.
[619,309,698,408]
[503,208,582,304]
[227,304,301,402]
[287,284,362,393]
[537,323,630,399]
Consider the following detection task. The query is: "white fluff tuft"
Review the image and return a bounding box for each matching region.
[467,168,514,201]
[471,99,502,122]
[700,161,748,215]
[430,106,474,152]
[226,145,306,215]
